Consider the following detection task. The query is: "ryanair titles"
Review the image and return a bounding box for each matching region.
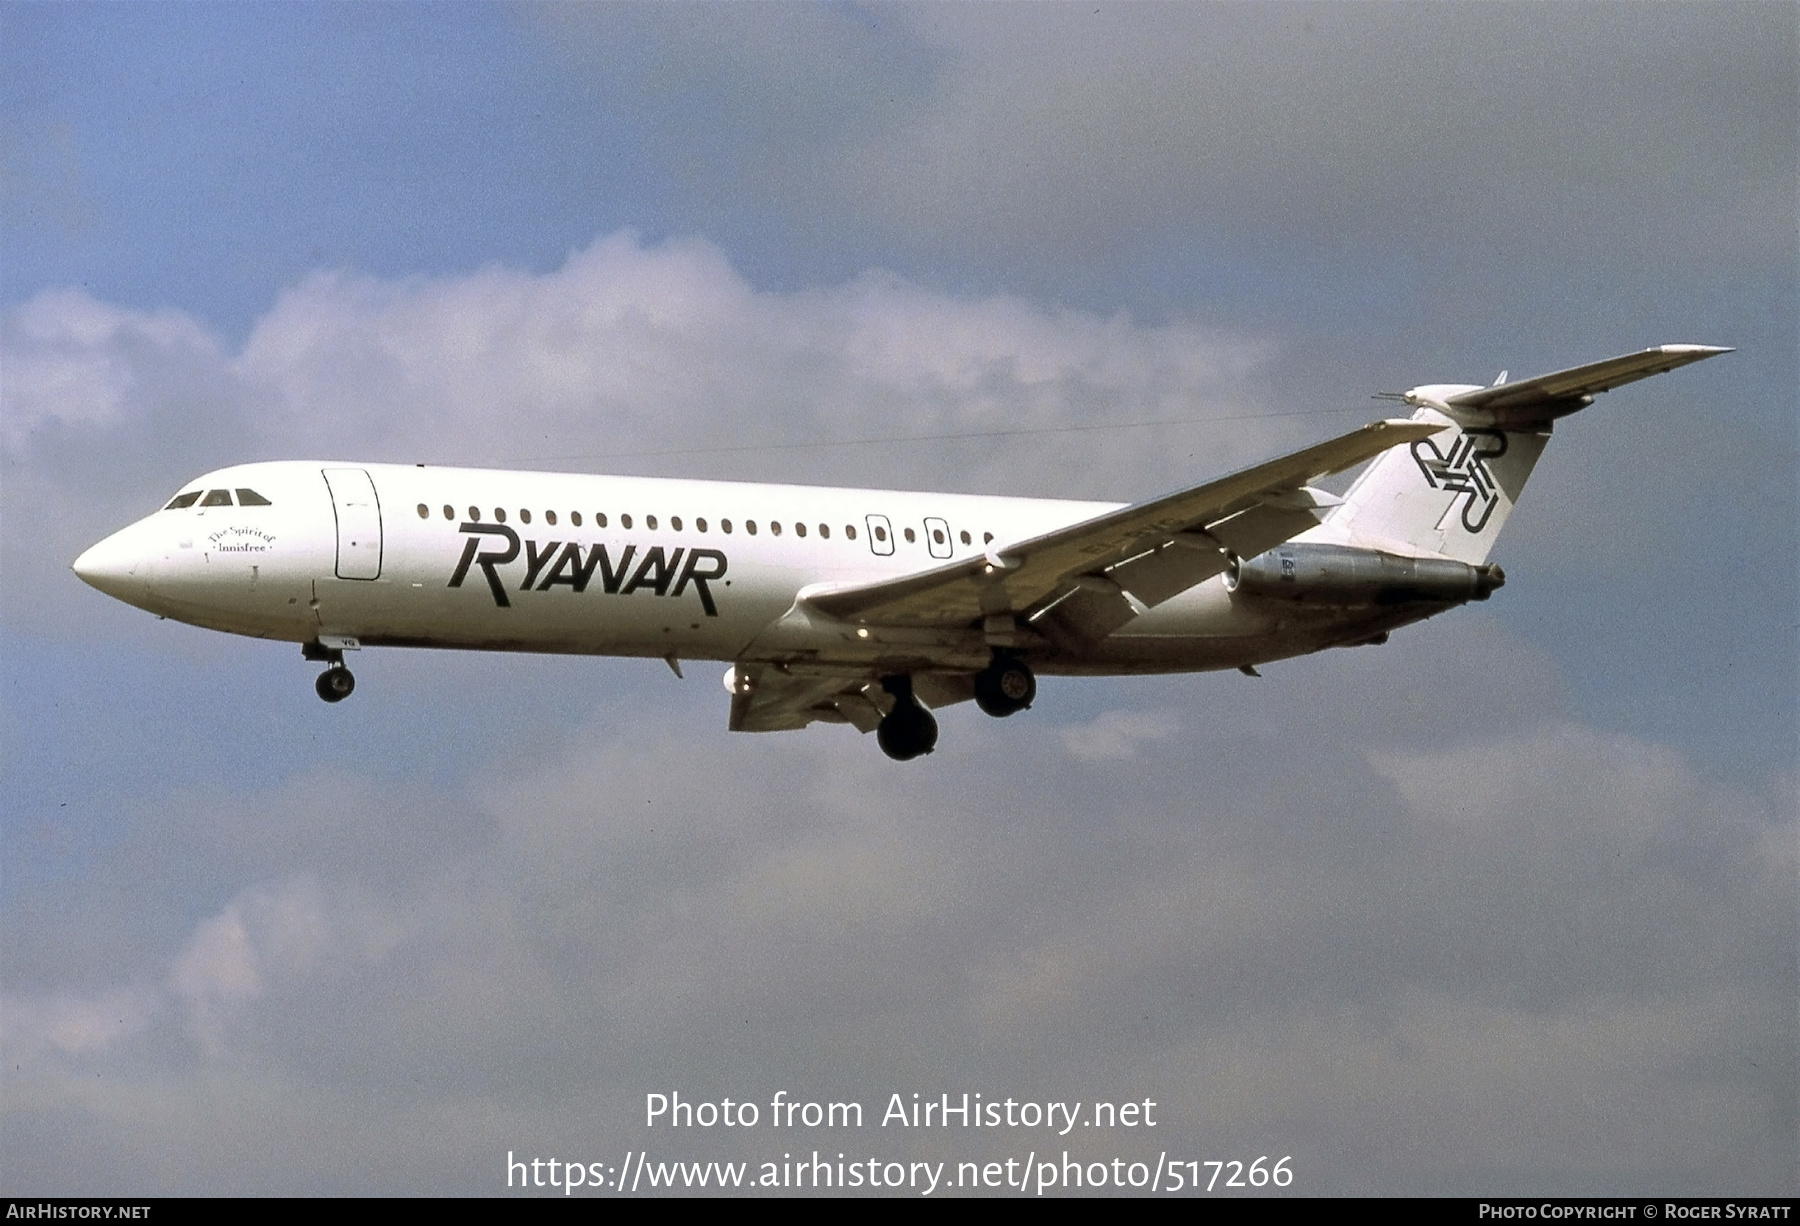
[448,523,727,615]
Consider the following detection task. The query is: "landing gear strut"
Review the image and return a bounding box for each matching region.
[973,652,1035,718]
[304,640,356,704]
[876,674,938,761]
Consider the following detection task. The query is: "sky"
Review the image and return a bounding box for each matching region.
[2,2,1794,1197]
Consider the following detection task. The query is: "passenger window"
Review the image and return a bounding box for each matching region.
[671,516,682,531]
[571,511,583,527]
[960,530,971,545]
[520,509,532,524]
[874,525,886,542]
[417,503,429,519]
[983,532,993,544]
[722,519,733,534]
[443,505,455,520]
[165,491,202,510]
[646,514,657,530]
[903,527,916,543]
[819,524,829,539]
[696,517,708,533]
[596,513,608,528]
[201,490,233,507]
[495,508,507,523]
[546,510,558,526]
[931,528,945,545]
[469,506,481,521]
[621,513,633,529]
[846,525,857,540]
[236,489,272,506]
[794,522,806,537]
[746,520,758,535]
[770,521,782,536]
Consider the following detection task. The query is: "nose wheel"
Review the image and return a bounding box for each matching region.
[315,666,356,703]
[303,640,357,703]
[876,674,938,761]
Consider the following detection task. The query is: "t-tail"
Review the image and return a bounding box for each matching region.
[1324,344,1731,564]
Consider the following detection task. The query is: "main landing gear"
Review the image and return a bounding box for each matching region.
[873,656,1038,760]
[303,641,356,704]
[973,652,1035,718]
[876,674,938,761]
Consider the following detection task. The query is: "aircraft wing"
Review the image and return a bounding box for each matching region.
[1440,344,1732,428]
[804,418,1442,638]
[726,663,973,732]
[728,663,874,732]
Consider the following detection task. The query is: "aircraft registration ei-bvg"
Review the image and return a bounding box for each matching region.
[74,345,1727,761]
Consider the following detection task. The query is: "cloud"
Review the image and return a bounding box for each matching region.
[538,4,1795,292]
[4,615,1791,1192]
[1059,709,1179,762]
[1,987,159,1061]
[0,290,221,452]
[229,232,1273,492]
[5,873,406,1073]
[165,876,386,1056]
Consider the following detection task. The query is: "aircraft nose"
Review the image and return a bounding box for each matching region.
[72,528,149,601]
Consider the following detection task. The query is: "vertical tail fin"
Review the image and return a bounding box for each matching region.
[1324,345,1729,563]
[1325,408,1550,564]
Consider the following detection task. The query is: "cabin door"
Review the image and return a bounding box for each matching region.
[323,468,384,580]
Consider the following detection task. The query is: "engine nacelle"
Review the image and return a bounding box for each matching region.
[1223,543,1504,606]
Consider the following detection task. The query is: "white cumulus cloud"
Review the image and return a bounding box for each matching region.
[1060,708,1181,761]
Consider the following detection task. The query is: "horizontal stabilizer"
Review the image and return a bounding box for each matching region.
[1421,345,1731,429]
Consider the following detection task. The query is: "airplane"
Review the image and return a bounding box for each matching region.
[72,344,1728,761]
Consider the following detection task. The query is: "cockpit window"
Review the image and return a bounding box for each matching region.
[164,491,202,510]
[235,488,272,506]
[200,490,234,507]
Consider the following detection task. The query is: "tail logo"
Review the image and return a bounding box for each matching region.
[1411,430,1508,533]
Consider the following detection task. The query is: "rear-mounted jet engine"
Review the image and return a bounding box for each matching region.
[1224,543,1505,607]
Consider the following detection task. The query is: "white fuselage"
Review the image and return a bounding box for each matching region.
[73,461,1421,679]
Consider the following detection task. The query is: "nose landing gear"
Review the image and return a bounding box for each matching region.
[973,652,1035,718]
[876,674,938,761]
[303,640,356,704]
[315,666,356,703]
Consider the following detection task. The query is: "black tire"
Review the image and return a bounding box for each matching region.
[316,667,355,703]
[974,657,1035,717]
[876,703,938,760]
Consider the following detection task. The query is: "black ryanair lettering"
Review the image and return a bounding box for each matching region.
[673,548,728,617]
[449,523,520,607]
[519,539,562,590]
[537,541,603,592]
[594,543,637,594]
[448,537,482,588]
[622,546,682,597]
[447,534,727,613]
